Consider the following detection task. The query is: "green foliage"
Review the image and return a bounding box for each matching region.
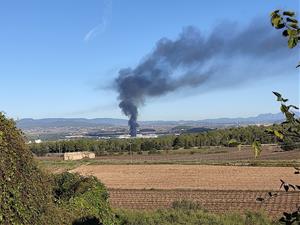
[252,140,262,159]
[53,172,117,225]
[260,10,300,223]
[30,125,278,156]
[266,92,300,151]
[171,200,205,211]
[0,113,118,224]
[116,203,278,225]
[270,10,299,48]
[0,112,57,224]
[270,10,300,66]
[227,139,240,147]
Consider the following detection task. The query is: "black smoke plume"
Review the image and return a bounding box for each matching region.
[115,20,295,137]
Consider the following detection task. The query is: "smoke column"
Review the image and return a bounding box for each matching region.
[115,20,295,137]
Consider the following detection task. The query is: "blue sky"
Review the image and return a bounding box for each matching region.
[0,0,299,120]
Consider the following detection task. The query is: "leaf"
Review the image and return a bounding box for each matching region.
[285,111,295,122]
[284,184,289,192]
[280,179,285,189]
[271,16,283,28]
[256,197,264,202]
[279,217,287,223]
[252,141,262,159]
[283,212,292,220]
[283,11,295,17]
[288,36,298,48]
[289,23,299,29]
[291,211,299,217]
[275,23,285,29]
[280,104,288,113]
[272,91,288,102]
[273,91,281,98]
[286,17,298,23]
[287,29,298,36]
[289,184,295,190]
[274,130,284,140]
[288,105,299,110]
[282,98,288,102]
[270,10,280,16]
[228,139,239,146]
[282,30,289,37]
[237,144,242,151]
[265,128,274,134]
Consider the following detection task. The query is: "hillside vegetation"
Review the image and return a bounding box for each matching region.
[116,200,279,225]
[0,113,117,225]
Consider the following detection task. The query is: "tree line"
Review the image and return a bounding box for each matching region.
[29,125,282,156]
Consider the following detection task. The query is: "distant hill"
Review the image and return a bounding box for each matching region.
[17,112,299,130]
[17,118,128,129]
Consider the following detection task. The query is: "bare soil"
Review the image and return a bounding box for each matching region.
[71,164,299,190]
[89,146,300,163]
[109,189,300,217]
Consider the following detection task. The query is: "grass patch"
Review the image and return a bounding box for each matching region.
[38,158,300,173]
[38,159,90,173]
[115,200,279,225]
[160,147,229,155]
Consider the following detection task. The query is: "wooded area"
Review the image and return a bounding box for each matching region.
[30,125,284,156]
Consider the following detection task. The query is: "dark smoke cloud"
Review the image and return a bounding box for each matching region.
[115,19,295,136]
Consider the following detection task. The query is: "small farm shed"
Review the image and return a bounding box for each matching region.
[63,151,95,161]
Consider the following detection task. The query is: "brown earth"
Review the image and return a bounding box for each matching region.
[92,146,300,163]
[71,164,299,190]
[53,146,300,216]
[70,164,300,217]
[37,146,300,164]
[109,189,300,217]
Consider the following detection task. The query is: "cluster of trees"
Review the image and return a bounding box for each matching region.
[29,125,281,156]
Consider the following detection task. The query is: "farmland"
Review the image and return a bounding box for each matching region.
[110,189,299,217]
[70,165,299,190]
[68,164,300,217]
[39,146,300,172]
[38,145,300,218]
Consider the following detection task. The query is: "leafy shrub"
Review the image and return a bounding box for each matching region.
[0,113,117,225]
[52,172,117,225]
[0,112,59,224]
[116,206,278,225]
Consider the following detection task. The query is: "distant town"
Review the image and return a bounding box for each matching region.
[17,112,291,142]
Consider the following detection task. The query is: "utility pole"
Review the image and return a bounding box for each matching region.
[129,140,133,164]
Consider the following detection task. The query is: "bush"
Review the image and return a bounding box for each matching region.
[116,202,279,225]
[0,113,118,225]
[0,113,57,224]
[52,172,117,225]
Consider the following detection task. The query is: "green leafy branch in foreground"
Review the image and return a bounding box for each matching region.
[256,167,300,225]
[270,10,300,67]
[265,92,300,151]
[269,9,300,222]
[260,92,300,224]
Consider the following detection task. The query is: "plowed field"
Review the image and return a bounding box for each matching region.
[70,164,300,217]
[71,165,299,190]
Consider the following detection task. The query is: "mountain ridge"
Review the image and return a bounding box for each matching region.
[16,112,300,129]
